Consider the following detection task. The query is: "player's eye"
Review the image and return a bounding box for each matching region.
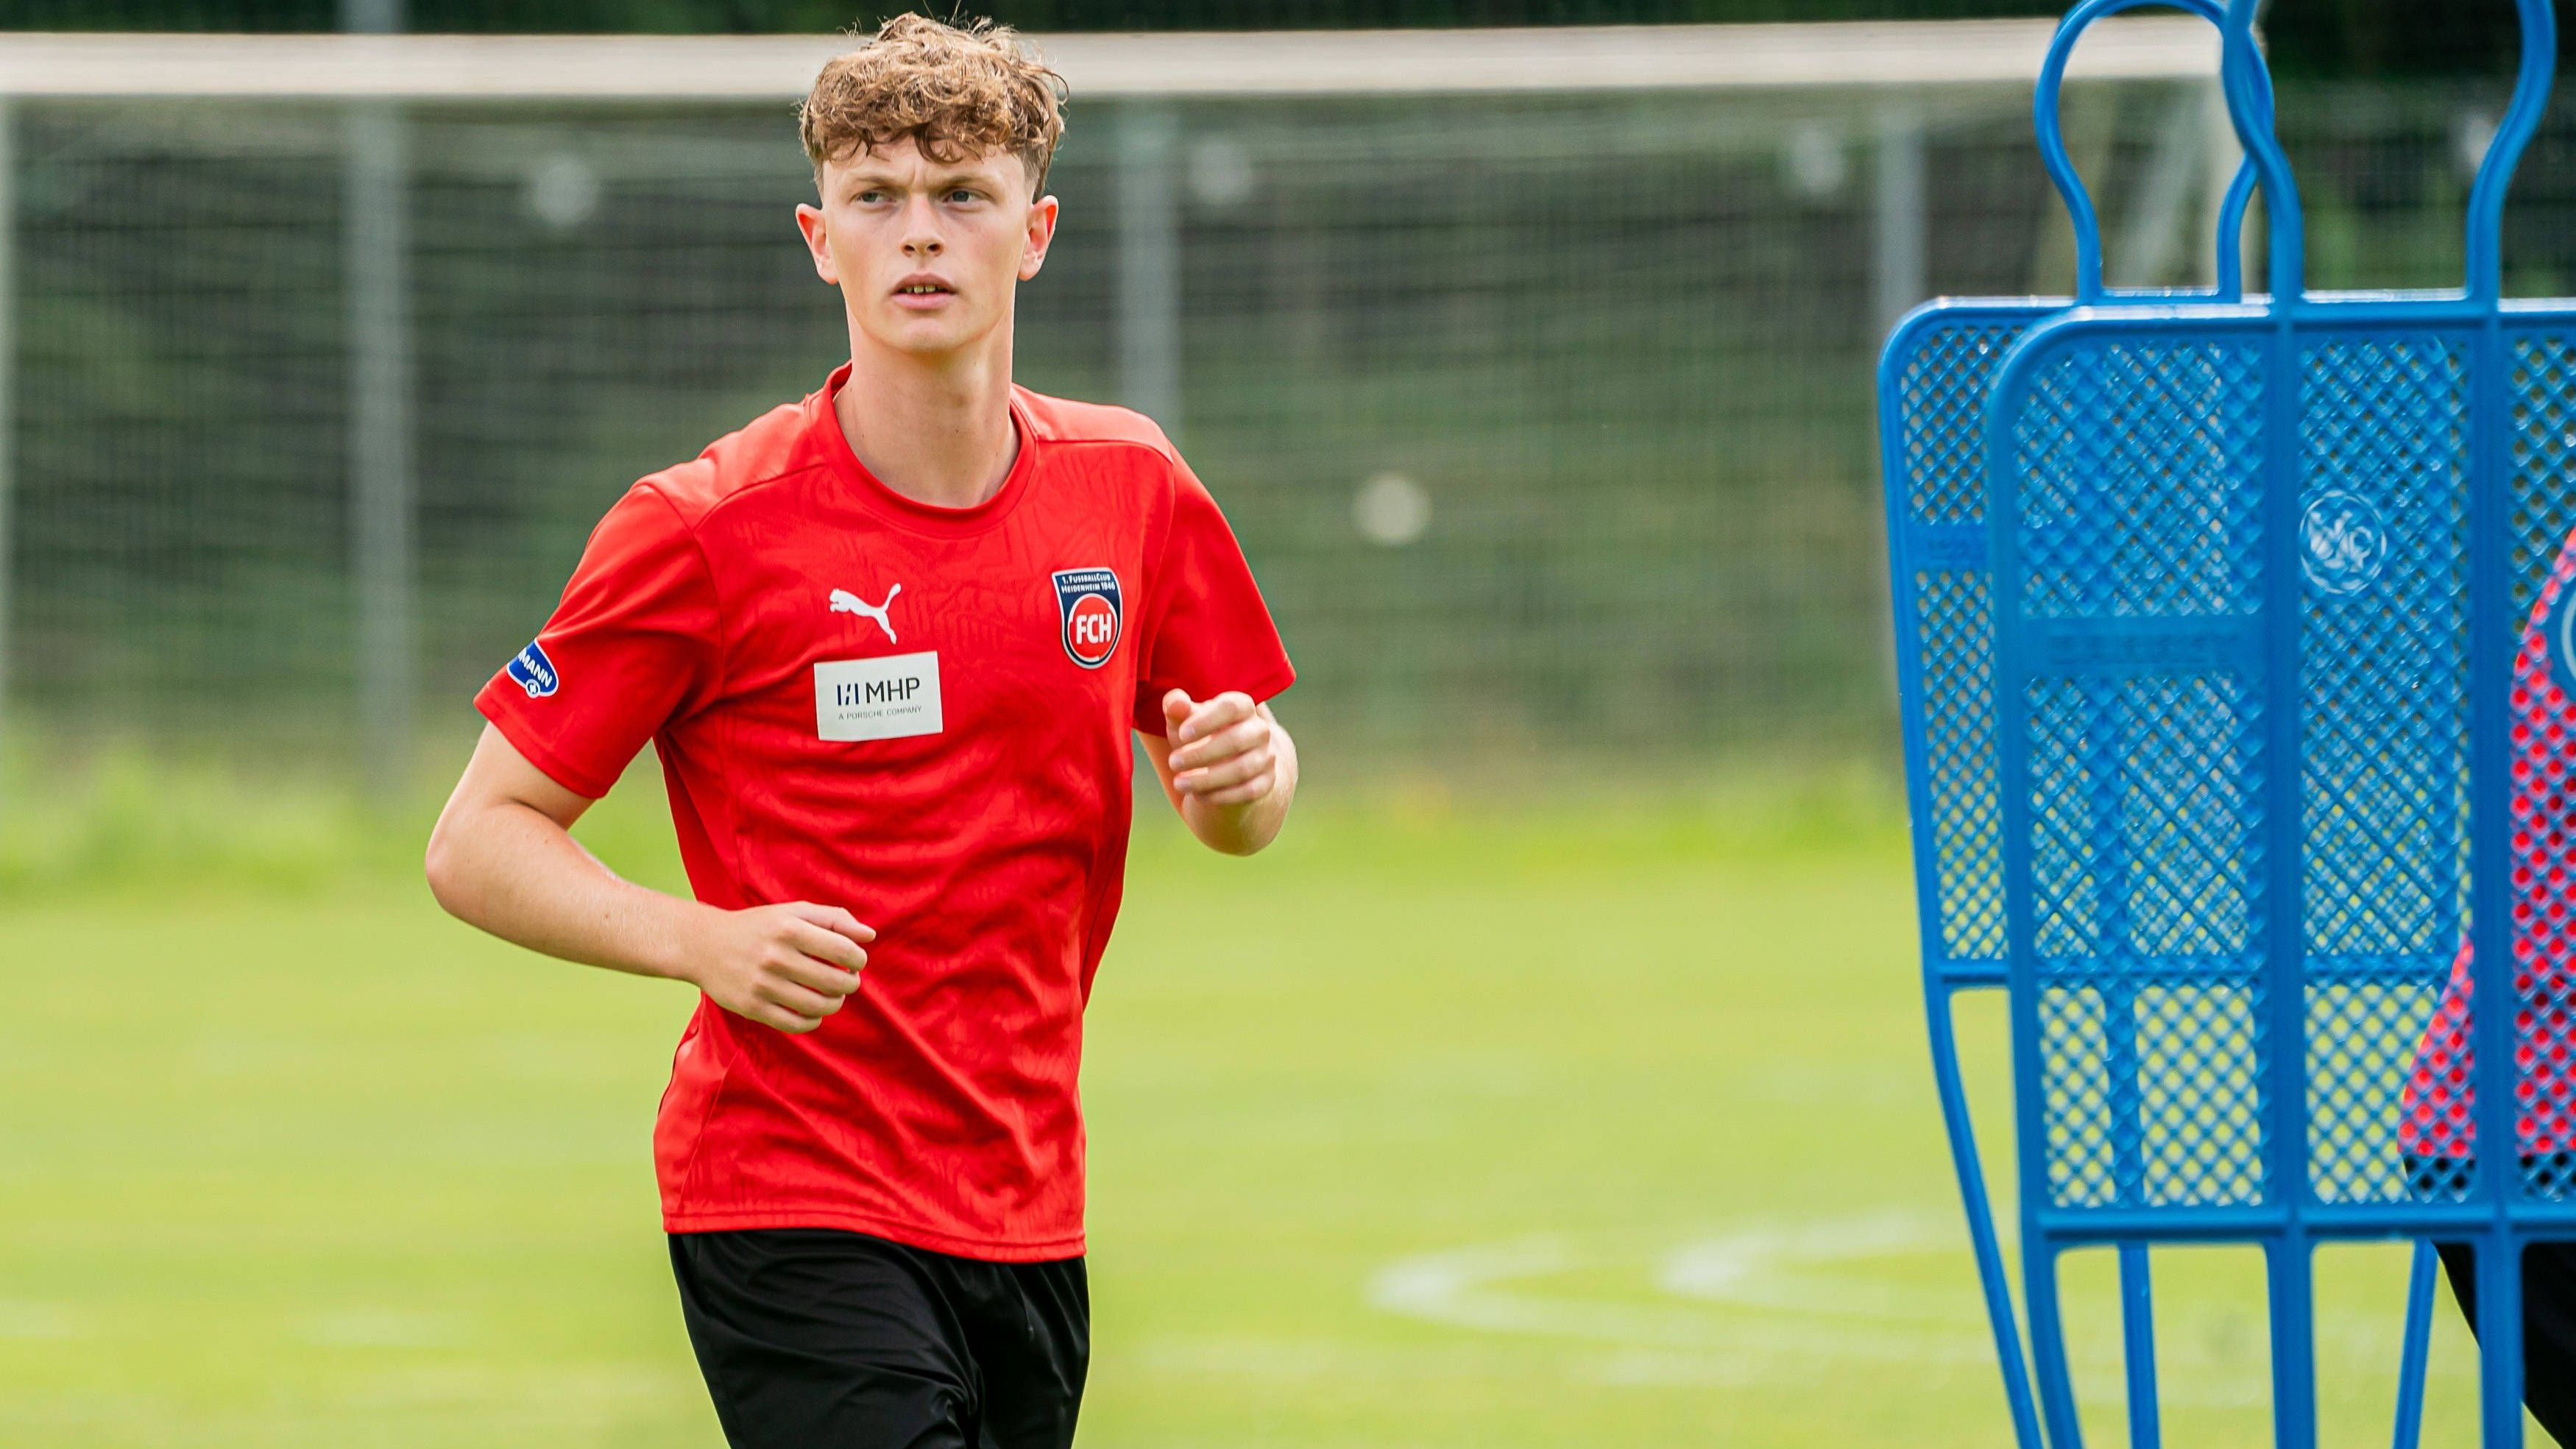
[946,188,980,204]
[854,188,889,205]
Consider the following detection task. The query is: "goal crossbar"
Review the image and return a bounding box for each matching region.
[0,18,2222,101]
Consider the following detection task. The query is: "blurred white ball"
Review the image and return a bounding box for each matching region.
[525,152,601,231]
[1189,137,1257,210]
[1783,124,1847,199]
[1354,472,1432,548]
[2455,110,2499,177]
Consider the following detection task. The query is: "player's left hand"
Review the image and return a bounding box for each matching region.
[1161,689,1281,807]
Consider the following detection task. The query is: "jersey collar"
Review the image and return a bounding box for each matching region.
[807,362,1041,539]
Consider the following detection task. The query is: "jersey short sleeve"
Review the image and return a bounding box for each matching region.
[2405,534,2576,1160]
[475,483,722,798]
[1130,456,1296,735]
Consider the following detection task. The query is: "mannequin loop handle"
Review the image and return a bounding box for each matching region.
[2037,0,2274,304]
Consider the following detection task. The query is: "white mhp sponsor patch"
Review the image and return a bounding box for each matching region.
[815,651,942,742]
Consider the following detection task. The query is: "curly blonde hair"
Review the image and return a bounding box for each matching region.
[800,15,1069,195]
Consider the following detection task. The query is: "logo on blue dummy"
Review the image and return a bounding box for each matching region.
[2552,582,2576,702]
[506,640,560,698]
[2299,491,2388,597]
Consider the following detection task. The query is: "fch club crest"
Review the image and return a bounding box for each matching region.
[506,640,561,698]
[1052,568,1122,669]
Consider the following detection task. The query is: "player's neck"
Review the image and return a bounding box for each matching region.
[835,328,1019,511]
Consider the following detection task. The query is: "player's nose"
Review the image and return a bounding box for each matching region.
[899,196,943,257]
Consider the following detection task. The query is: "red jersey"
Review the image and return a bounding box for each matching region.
[475,365,1294,1259]
[2404,539,2576,1163]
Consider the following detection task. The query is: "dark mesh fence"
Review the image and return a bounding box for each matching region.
[3,73,2564,782]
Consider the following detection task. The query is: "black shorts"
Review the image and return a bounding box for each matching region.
[2412,1156,2576,1447]
[669,1228,1087,1449]
[2433,1241,2576,1448]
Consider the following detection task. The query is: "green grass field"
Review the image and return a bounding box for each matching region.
[0,770,2516,1446]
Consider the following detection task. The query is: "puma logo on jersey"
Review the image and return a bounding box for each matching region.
[829,585,902,642]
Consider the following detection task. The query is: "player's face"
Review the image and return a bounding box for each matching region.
[796,139,1057,361]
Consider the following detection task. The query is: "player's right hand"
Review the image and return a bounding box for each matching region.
[684,901,874,1035]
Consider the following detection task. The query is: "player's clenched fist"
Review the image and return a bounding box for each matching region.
[1161,690,1281,806]
[683,901,874,1035]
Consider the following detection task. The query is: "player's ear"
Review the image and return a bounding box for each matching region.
[1019,194,1058,281]
[795,200,838,286]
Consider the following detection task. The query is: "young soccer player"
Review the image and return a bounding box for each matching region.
[422,16,1296,1448]
[2405,543,2576,1446]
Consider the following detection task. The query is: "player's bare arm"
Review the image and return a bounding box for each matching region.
[425,723,873,1035]
[1142,690,1298,856]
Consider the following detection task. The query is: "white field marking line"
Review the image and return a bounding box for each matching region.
[1658,1208,1970,1323]
[1365,1216,1987,1367]
[1139,1333,1618,1384]
[1366,1213,2379,1409]
[298,1308,464,1348]
[0,1299,81,1339]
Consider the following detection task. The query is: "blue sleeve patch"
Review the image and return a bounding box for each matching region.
[506,640,561,698]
